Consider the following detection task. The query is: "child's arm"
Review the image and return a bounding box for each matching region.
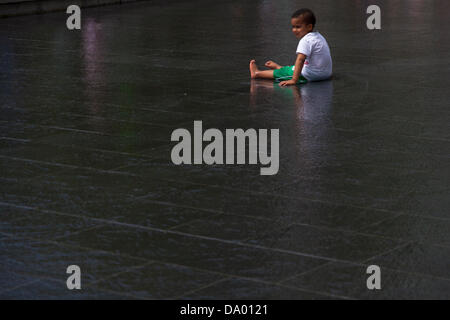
[279,53,307,86]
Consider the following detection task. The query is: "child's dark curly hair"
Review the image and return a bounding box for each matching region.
[292,8,316,28]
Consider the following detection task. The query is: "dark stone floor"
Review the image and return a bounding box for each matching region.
[0,0,449,299]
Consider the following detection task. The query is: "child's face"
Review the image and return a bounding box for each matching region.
[291,17,313,39]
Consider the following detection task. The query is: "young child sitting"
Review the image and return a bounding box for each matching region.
[249,8,332,86]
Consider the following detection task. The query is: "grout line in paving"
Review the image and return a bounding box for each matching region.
[84,261,157,287]
[0,231,344,299]
[59,111,188,129]
[0,279,41,295]
[0,120,173,149]
[275,261,334,286]
[1,160,449,230]
[4,274,146,300]
[2,136,167,160]
[0,203,367,265]
[121,199,223,215]
[53,225,107,241]
[3,106,450,152]
[170,277,233,300]
[3,124,447,175]
[355,212,406,232]
[270,174,423,194]
[3,229,450,295]
[174,274,354,300]
[0,201,431,280]
[0,230,149,264]
[158,178,408,215]
[1,172,449,244]
[158,178,450,223]
[361,241,414,264]
[0,155,140,177]
[167,212,224,231]
[0,137,31,142]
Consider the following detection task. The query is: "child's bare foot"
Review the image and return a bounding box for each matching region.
[265,61,281,69]
[249,60,260,79]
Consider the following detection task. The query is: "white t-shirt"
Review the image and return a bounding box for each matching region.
[296,31,332,81]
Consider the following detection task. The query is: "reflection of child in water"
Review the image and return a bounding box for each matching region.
[249,79,334,122]
[249,8,332,86]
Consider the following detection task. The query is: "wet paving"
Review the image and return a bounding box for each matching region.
[0,0,450,299]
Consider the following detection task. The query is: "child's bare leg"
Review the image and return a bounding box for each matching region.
[250,60,275,79]
[265,61,282,70]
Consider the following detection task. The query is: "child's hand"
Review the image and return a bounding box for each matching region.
[279,79,297,86]
[265,61,281,69]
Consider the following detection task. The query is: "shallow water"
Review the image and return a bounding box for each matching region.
[0,0,449,299]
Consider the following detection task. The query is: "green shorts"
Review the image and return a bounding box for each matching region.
[273,66,308,84]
